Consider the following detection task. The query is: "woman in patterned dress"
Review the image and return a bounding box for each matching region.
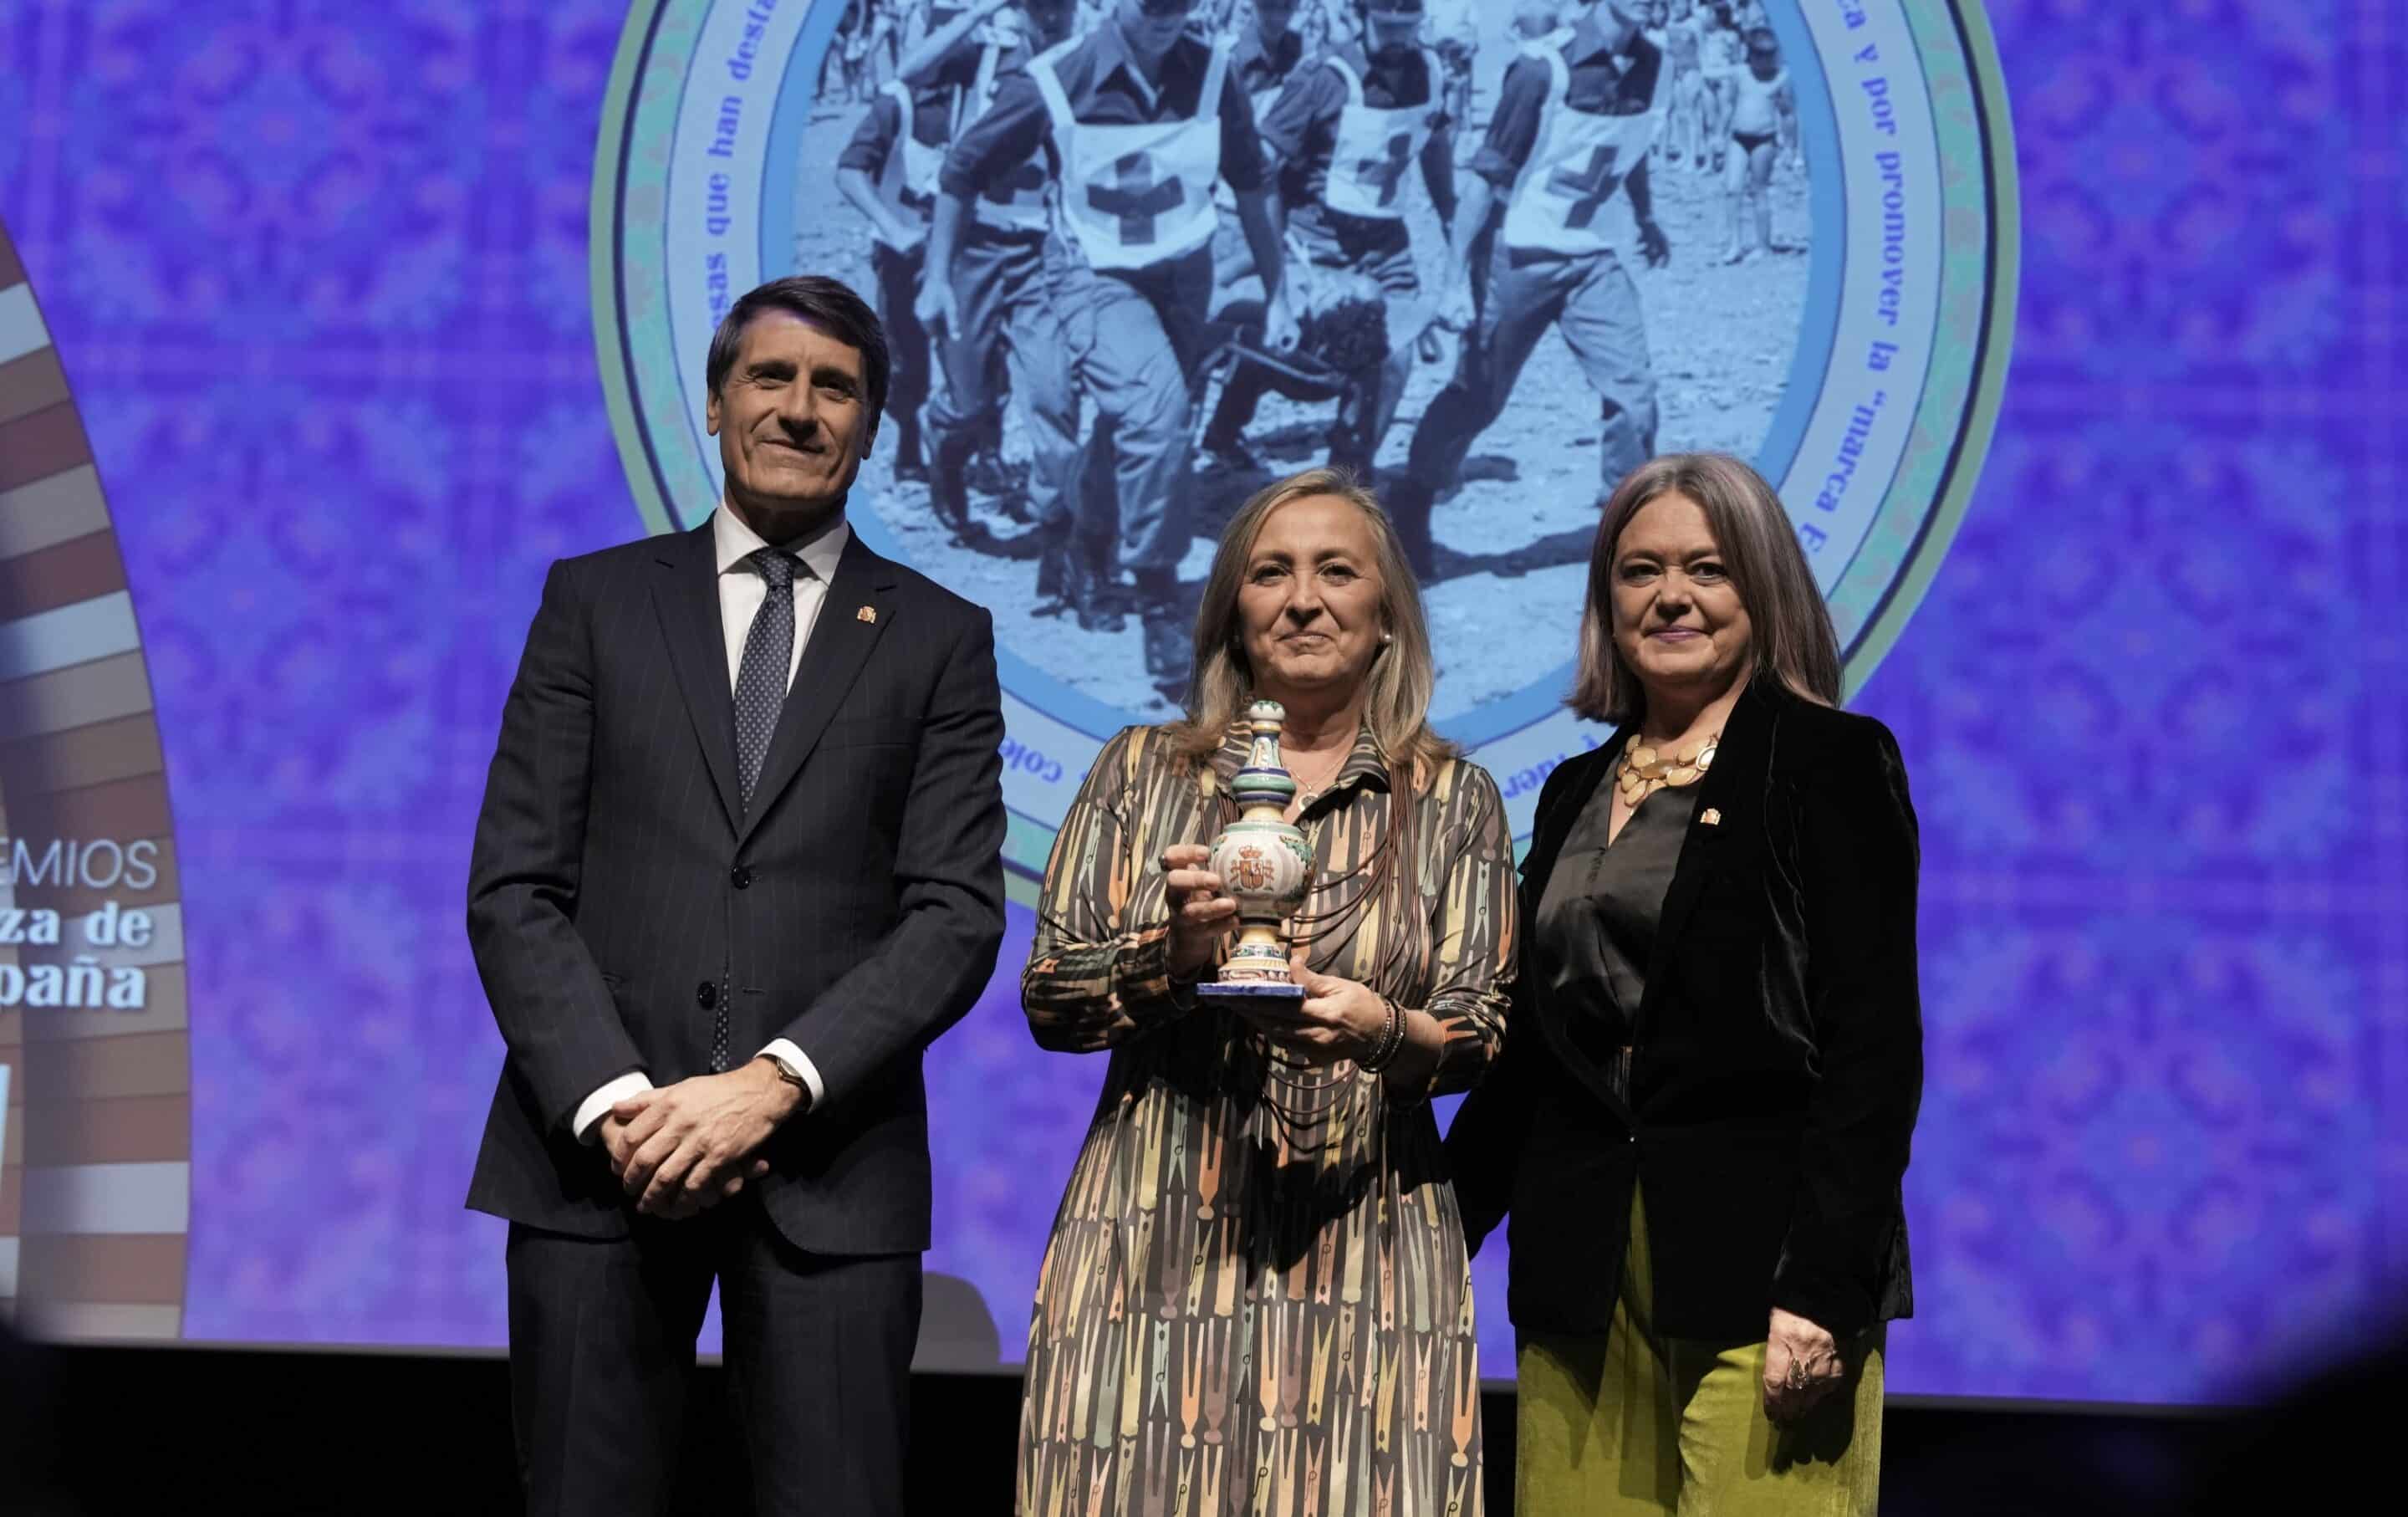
[1018,467,1517,1515]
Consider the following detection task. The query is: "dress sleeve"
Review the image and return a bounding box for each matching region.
[1406,761,1518,1101]
[1022,728,1199,1054]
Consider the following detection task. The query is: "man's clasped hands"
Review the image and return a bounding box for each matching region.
[598,1057,805,1219]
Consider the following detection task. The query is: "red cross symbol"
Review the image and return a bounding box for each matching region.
[1088,151,1185,245]
[1548,144,1624,229]
[985,156,1048,206]
[1352,131,1416,208]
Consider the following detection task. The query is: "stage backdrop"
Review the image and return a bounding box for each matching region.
[0,0,2398,1408]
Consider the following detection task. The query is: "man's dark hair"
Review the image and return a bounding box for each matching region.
[705,274,890,424]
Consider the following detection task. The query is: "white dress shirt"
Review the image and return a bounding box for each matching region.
[573,504,849,1141]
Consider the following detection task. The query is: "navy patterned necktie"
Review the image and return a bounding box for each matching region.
[734,547,801,810]
[719,546,801,1073]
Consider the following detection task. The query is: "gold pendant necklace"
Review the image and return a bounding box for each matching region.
[1615,731,1719,806]
[1290,745,1349,807]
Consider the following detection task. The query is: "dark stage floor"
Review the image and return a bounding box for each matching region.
[0,1337,2362,1514]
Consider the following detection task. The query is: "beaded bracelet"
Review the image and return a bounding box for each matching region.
[1360,994,1406,1073]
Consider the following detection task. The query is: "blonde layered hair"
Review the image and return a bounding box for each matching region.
[1569,452,1843,725]
[1166,467,1456,784]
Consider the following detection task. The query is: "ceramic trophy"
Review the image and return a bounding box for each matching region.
[1196,701,1315,1002]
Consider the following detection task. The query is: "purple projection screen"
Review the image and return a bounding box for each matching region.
[0,0,2398,1409]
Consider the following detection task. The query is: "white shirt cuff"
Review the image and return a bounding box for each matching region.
[756,1039,826,1110]
[574,1071,655,1142]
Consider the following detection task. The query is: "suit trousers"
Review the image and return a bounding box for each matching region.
[507,1197,922,1517]
[1514,1190,1883,1516]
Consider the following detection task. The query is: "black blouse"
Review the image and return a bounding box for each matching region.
[1533,780,1698,1101]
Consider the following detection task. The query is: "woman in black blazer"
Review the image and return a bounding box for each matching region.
[1446,453,1921,1514]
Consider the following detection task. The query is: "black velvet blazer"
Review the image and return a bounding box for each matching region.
[1445,677,1922,1342]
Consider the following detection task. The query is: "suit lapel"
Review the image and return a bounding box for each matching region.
[737,531,898,848]
[651,523,743,835]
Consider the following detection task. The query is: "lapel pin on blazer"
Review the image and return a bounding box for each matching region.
[856,605,877,624]
[1701,808,1722,826]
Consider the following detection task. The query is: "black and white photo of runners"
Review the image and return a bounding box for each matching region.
[801,0,1809,720]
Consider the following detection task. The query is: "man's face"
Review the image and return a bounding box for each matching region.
[706,310,876,515]
[1117,0,1196,59]
[1361,4,1421,50]
[1513,2,1564,38]
[1018,0,1078,43]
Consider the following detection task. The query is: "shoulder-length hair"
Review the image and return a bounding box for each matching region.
[1165,467,1456,784]
[1569,452,1842,725]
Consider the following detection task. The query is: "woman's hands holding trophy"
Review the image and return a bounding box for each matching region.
[1161,839,1389,1061]
[1254,954,1389,1066]
[1162,843,1239,978]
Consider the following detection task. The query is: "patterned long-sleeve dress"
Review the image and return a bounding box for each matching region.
[1018,722,1517,1517]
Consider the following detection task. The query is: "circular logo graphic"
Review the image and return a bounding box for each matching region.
[594,0,2016,874]
[0,217,193,1340]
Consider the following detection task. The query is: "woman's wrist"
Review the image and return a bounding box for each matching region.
[1148,924,1208,1005]
[1357,995,1406,1072]
[1373,1009,1445,1093]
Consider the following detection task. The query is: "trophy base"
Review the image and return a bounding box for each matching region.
[1194,980,1307,1002]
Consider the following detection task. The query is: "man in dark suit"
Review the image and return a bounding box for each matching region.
[465,274,1006,1515]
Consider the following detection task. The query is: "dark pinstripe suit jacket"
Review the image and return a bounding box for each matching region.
[464,520,1007,1254]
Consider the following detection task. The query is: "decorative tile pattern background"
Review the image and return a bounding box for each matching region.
[0,0,2398,1402]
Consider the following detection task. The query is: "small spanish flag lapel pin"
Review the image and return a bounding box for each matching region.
[856,605,877,624]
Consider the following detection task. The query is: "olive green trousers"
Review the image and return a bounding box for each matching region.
[1516,1194,1885,1515]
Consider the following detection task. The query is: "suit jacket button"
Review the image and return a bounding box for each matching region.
[696,981,717,1009]
[730,866,751,889]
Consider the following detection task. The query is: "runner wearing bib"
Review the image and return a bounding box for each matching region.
[937,0,1294,701]
[1212,0,1307,294]
[1202,0,1458,476]
[911,0,1086,548]
[837,68,967,479]
[1233,0,1307,124]
[1389,0,1669,578]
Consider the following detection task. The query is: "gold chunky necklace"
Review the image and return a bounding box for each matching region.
[1615,731,1720,806]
